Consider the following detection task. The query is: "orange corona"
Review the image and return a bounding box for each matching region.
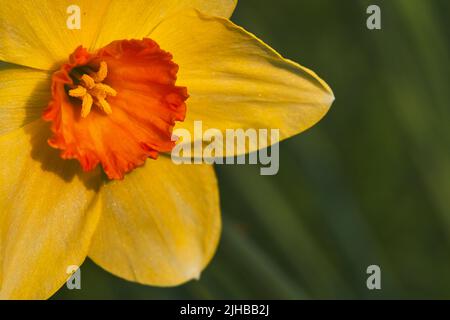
[43,39,188,180]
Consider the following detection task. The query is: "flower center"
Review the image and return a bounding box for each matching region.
[43,39,188,180]
[68,61,117,118]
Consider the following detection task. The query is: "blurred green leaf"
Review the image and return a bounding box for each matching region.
[55,0,450,299]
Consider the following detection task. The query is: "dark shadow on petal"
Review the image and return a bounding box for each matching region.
[22,78,103,192]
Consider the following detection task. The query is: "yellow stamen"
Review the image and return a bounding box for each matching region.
[96,83,117,96]
[81,94,93,118]
[93,61,108,82]
[69,61,116,117]
[96,98,112,115]
[68,86,87,98]
[81,74,96,89]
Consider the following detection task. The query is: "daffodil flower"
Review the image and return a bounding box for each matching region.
[0,0,334,299]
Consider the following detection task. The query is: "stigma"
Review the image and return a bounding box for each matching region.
[68,61,117,118]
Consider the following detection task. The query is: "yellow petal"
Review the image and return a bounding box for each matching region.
[0,120,102,299]
[89,156,221,286]
[0,62,51,136]
[151,10,334,157]
[0,0,236,70]
[92,0,237,49]
[0,0,111,70]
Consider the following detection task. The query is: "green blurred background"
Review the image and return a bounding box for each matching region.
[55,0,450,299]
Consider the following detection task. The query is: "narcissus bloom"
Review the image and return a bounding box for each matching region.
[0,0,334,299]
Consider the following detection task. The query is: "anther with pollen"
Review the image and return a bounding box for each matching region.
[68,61,117,118]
